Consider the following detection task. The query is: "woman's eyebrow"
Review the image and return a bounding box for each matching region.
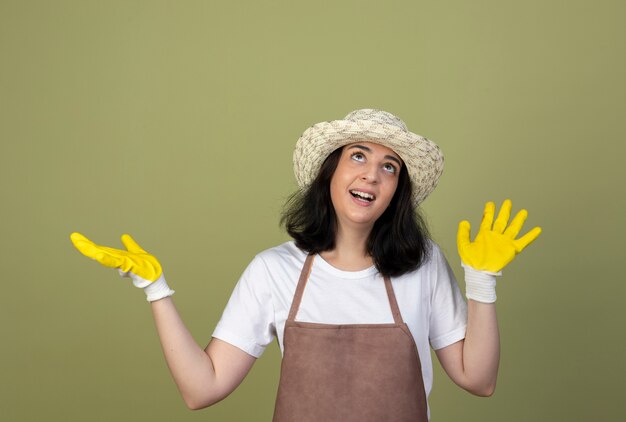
[347,144,403,167]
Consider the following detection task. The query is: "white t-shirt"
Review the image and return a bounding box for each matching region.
[212,240,467,402]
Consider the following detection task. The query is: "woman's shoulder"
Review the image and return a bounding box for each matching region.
[425,239,444,258]
[401,239,449,276]
[235,241,306,286]
[252,240,308,270]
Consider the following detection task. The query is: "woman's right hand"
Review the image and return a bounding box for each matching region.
[70,232,175,301]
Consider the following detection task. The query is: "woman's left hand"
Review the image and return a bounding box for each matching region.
[457,199,542,273]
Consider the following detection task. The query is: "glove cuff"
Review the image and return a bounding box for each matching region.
[118,269,175,302]
[462,263,501,303]
[143,274,175,302]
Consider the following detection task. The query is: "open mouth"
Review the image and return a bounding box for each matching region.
[350,189,376,202]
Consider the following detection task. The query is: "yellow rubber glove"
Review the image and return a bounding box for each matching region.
[457,199,542,273]
[457,199,541,303]
[70,232,174,301]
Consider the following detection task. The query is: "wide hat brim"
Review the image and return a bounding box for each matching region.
[293,116,444,206]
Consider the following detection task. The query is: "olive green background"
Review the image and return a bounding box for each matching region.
[1,0,624,421]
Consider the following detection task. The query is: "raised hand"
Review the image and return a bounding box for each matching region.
[457,199,542,273]
[70,232,162,282]
[70,232,174,301]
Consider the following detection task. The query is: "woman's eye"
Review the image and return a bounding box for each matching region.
[383,163,397,174]
[351,152,365,162]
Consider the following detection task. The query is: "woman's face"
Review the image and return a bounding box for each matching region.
[329,141,402,232]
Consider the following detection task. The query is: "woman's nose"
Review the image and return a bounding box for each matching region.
[360,164,379,183]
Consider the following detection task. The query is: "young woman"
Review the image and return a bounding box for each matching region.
[70,109,541,421]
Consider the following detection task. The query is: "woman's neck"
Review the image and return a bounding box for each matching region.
[319,226,373,271]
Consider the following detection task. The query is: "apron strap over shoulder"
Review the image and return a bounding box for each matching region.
[383,276,403,324]
[287,254,315,322]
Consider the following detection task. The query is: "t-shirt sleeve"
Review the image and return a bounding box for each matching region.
[212,255,276,358]
[428,244,468,350]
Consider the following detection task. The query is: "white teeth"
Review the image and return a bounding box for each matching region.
[350,190,375,200]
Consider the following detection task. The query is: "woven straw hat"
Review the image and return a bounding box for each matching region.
[293,109,444,206]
